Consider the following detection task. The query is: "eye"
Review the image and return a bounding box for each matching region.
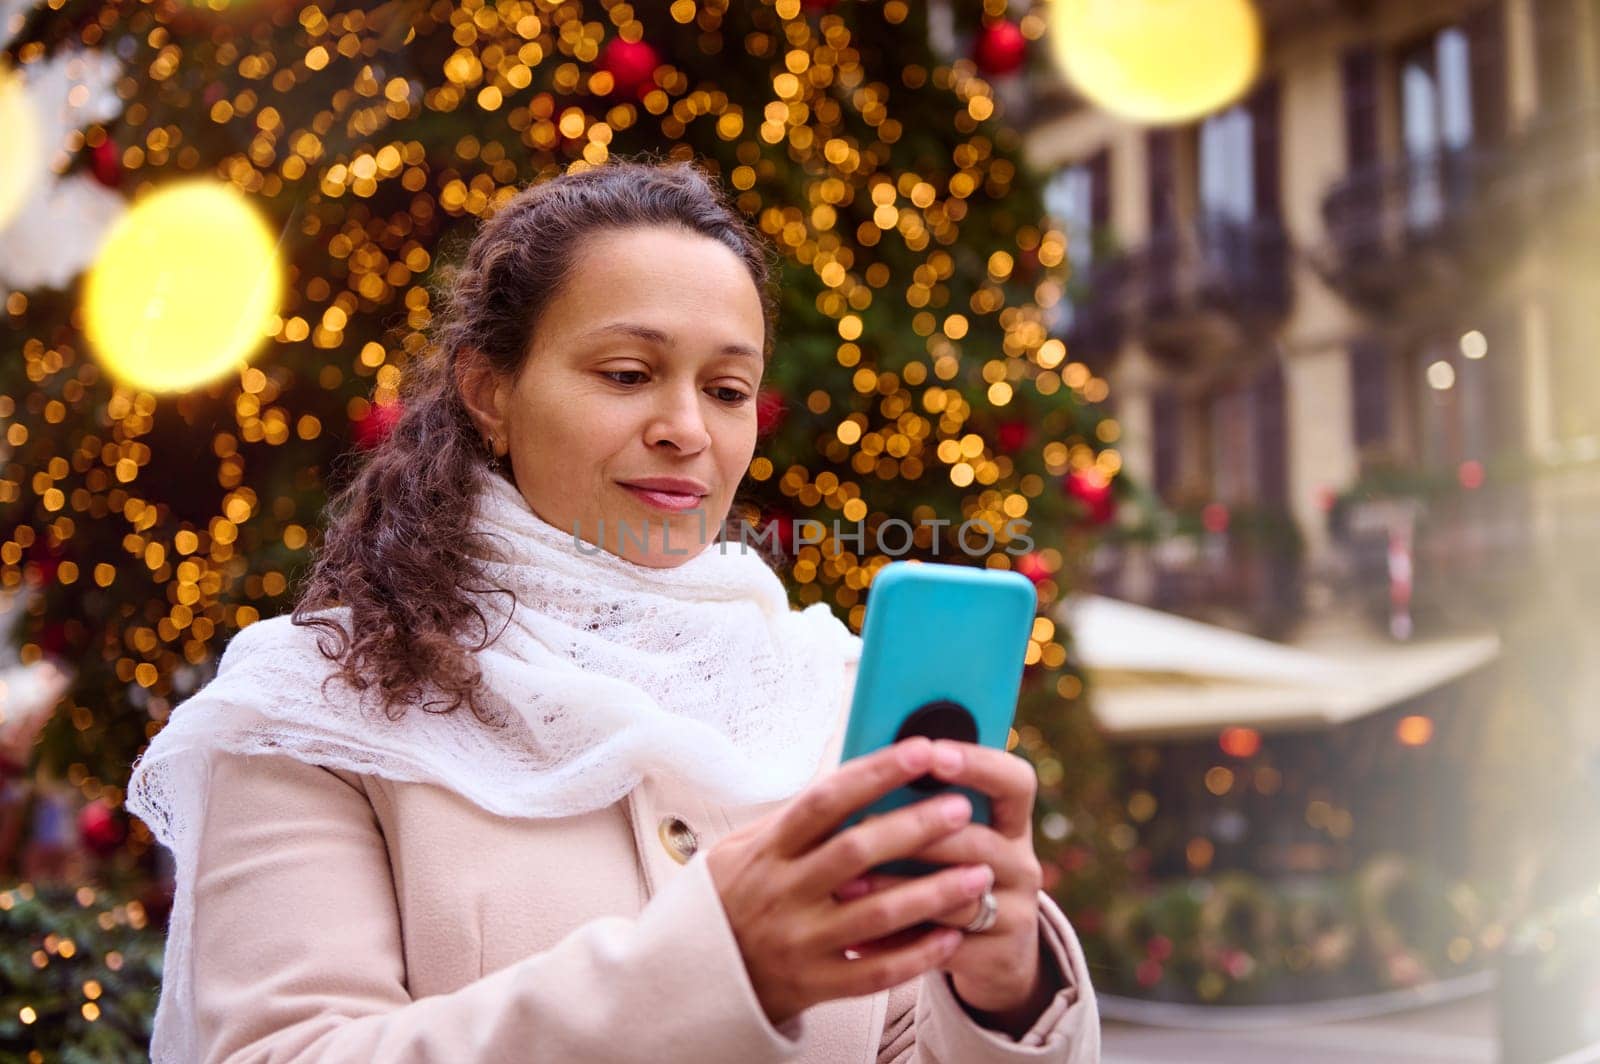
[709,386,752,405]
[601,370,648,386]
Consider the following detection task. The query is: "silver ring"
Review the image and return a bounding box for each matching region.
[961,889,999,934]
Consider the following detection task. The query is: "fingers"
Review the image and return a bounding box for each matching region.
[889,823,1034,886]
[801,789,974,890]
[807,923,965,1001]
[832,871,903,902]
[927,740,1038,839]
[821,862,995,950]
[835,874,983,932]
[771,738,937,858]
[839,922,931,959]
[830,823,1039,931]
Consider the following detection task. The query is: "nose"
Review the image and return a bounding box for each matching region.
[645,381,712,454]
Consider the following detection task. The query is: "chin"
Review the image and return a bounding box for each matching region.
[601,505,719,559]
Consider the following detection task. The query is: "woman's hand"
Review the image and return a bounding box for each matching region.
[832,739,1055,1020]
[705,736,999,1029]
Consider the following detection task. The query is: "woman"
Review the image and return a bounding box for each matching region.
[126,158,1101,1063]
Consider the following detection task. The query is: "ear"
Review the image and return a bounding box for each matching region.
[455,349,510,447]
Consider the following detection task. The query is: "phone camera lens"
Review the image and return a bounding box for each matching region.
[896,700,977,794]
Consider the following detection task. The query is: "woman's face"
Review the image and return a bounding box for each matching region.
[465,225,766,568]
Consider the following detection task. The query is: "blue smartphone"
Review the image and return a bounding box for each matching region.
[835,560,1037,876]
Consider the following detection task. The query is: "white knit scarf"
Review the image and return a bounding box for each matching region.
[124,467,862,1063]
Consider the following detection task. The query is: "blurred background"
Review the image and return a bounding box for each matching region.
[0,0,1595,1060]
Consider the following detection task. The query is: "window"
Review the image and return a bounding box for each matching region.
[1152,388,1182,501]
[1196,82,1282,298]
[1210,383,1257,505]
[1254,362,1288,504]
[1399,26,1474,228]
[1349,337,1391,451]
[1342,47,1381,172]
[1416,337,1465,470]
[1147,130,1177,233]
[1209,362,1287,506]
[1198,81,1280,224]
[1044,165,1095,274]
[1466,2,1507,144]
[1199,103,1255,224]
[1042,150,1109,334]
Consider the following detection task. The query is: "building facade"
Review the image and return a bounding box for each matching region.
[1024,0,1600,635]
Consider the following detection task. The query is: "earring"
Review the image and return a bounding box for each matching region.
[483,434,506,472]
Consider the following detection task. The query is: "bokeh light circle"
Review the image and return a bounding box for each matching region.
[0,67,41,232]
[1049,0,1262,124]
[84,180,283,392]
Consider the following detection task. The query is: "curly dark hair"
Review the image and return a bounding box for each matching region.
[290,155,781,723]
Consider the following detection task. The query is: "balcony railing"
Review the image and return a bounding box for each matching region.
[1053,253,1134,366]
[1319,103,1600,310]
[1056,216,1292,365]
[1159,216,1291,316]
[1322,144,1511,268]
[1123,215,1293,360]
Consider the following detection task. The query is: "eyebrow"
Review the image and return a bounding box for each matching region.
[580,321,763,361]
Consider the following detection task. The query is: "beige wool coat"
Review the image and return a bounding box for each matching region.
[186,657,1102,1062]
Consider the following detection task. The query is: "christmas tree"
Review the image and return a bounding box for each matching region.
[0,0,1128,1020]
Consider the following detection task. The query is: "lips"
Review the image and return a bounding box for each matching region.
[619,483,707,513]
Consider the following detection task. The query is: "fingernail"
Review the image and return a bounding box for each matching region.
[899,740,930,772]
[939,794,971,825]
[962,865,993,892]
[933,745,962,774]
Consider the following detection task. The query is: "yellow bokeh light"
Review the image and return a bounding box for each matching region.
[1049,0,1262,124]
[84,180,283,393]
[0,67,41,231]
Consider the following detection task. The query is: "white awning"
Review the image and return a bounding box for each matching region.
[1056,595,1500,740]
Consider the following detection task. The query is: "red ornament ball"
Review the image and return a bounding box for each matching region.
[973,20,1027,77]
[39,621,69,656]
[89,140,121,188]
[599,37,661,98]
[27,541,66,588]
[1014,551,1051,585]
[763,508,796,557]
[353,400,403,450]
[996,419,1030,453]
[1015,245,1042,283]
[1064,468,1115,525]
[755,388,788,435]
[78,799,125,857]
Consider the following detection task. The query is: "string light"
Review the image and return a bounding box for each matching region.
[2,0,1118,884]
[1396,715,1434,746]
[83,181,283,392]
[1048,0,1262,124]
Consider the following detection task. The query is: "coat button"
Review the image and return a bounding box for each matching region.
[658,815,699,864]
